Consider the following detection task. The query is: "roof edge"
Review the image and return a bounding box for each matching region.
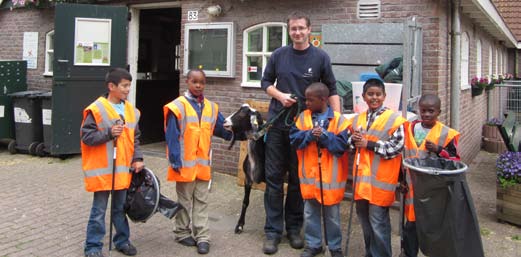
[472,0,519,49]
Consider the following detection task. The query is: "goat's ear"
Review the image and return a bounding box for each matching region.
[255,111,264,125]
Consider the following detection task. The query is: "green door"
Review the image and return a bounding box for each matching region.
[52,3,127,155]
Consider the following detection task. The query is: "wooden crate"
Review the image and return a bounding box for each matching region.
[483,124,501,140]
[497,183,521,226]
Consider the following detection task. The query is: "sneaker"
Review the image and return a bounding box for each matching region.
[85,251,104,257]
[178,236,197,247]
[330,248,343,257]
[300,247,323,257]
[197,241,210,254]
[262,238,281,255]
[287,232,304,249]
[116,243,137,256]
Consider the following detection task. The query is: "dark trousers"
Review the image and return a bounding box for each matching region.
[402,221,419,257]
[263,127,303,239]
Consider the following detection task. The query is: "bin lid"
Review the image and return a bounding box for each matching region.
[8,90,48,98]
[35,91,52,98]
[403,157,468,175]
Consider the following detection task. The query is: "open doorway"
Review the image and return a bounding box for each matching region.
[135,8,181,144]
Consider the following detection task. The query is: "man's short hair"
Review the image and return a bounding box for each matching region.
[286,11,310,28]
[105,68,132,86]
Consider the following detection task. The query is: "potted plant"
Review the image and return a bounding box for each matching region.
[496,151,521,225]
[471,76,487,97]
[504,73,513,81]
[485,74,500,90]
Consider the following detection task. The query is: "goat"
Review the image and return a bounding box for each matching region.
[224,104,266,234]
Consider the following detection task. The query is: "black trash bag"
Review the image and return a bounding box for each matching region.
[336,80,353,112]
[125,167,182,222]
[403,157,485,257]
[375,57,403,83]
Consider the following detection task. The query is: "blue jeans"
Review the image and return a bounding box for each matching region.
[356,200,392,257]
[84,190,130,254]
[304,199,342,250]
[264,128,303,239]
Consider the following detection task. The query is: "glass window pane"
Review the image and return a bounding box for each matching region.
[48,53,54,72]
[267,26,283,52]
[188,28,227,72]
[248,28,262,52]
[49,33,54,50]
[246,56,262,81]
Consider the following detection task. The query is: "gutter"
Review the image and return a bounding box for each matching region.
[450,0,461,130]
[471,0,519,49]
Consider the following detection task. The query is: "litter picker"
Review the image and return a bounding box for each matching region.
[315,121,331,257]
[345,126,362,257]
[109,116,124,256]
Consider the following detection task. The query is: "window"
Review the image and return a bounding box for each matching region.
[488,45,493,76]
[44,30,54,76]
[460,32,469,89]
[495,48,499,75]
[184,22,235,78]
[242,22,288,87]
[476,40,481,78]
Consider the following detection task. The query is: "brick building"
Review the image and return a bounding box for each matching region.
[0,0,519,174]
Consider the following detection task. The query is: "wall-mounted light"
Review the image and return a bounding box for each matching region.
[207,5,222,16]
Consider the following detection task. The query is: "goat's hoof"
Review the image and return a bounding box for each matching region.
[234,225,243,234]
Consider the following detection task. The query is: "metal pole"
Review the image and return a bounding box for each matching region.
[450,0,461,130]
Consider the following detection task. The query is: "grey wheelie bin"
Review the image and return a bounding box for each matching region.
[0,60,27,150]
[8,90,47,154]
[403,157,485,257]
[35,91,52,156]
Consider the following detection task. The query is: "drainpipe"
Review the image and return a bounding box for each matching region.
[450,0,461,130]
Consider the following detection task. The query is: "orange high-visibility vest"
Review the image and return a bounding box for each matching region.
[295,110,350,205]
[81,97,140,192]
[163,96,218,182]
[403,121,460,221]
[351,109,406,207]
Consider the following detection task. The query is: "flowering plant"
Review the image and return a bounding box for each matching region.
[471,76,489,89]
[504,73,514,80]
[496,151,521,188]
[486,117,504,126]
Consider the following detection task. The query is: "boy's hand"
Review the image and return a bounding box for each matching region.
[352,126,367,148]
[111,123,124,138]
[311,127,323,138]
[131,161,144,173]
[425,140,439,153]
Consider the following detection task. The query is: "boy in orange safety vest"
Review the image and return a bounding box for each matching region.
[349,78,407,257]
[290,82,351,257]
[81,68,144,257]
[163,69,241,255]
[402,94,460,257]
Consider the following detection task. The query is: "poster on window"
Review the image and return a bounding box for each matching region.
[23,32,38,69]
[74,18,111,66]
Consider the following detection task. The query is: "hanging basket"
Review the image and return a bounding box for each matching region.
[471,86,483,97]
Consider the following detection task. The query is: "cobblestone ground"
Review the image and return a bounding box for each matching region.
[0,148,519,257]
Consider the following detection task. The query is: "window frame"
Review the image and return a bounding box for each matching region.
[183,22,235,78]
[488,45,493,76]
[241,22,287,88]
[460,32,470,90]
[43,30,54,76]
